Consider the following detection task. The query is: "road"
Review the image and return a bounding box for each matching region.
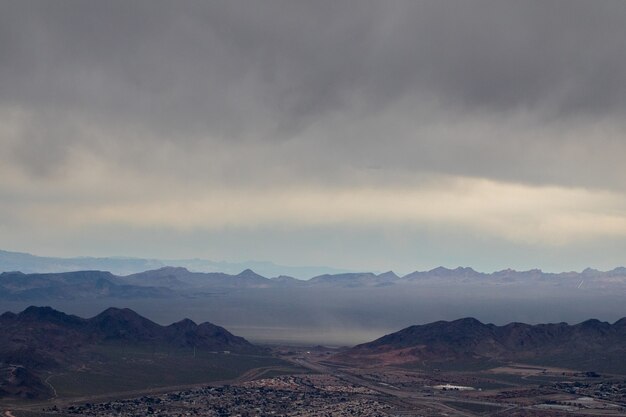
[44,373,58,398]
[289,356,515,417]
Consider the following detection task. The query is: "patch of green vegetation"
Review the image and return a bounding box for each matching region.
[48,343,290,398]
[443,400,503,414]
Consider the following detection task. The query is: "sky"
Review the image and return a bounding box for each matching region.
[1,1,626,274]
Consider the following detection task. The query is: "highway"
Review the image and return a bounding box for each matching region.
[289,356,515,417]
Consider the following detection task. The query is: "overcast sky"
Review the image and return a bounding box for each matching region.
[2,1,626,273]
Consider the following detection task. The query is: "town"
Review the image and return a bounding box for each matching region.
[44,376,393,417]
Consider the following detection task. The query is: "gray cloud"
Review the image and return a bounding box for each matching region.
[2,1,626,269]
[2,2,626,164]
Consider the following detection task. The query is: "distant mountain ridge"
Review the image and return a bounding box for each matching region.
[0,270,175,300]
[5,248,626,283]
[0,249,348,278]
[339,317,626,373]
[2,263,626,301]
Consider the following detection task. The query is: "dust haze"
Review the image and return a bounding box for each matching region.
[2,286,623,346]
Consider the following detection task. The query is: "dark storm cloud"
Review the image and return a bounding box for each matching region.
[1,0,626,185]
[3,1,626,272]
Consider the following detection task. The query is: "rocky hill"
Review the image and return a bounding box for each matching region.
[0,306,261,372]
[339,317,626,373]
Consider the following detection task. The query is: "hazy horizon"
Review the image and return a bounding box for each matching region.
[3,247,626,277]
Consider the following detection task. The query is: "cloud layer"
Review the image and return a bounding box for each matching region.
[2,1,626,271]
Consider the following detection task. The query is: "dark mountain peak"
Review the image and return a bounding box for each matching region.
[417,267,482,278]
[237,269,266,279]
[0,311,17,320]
[194,321,255,349]
[89,308,162,341]
[17,306,84,327]
[270,275,302,285]
[156,266,190,274]
[129,266,191,277]
[614,317,626,327]
[309,273,330,280]
[20,306,69,319]
[272,275,297,281]
[59,270,117,279]
[311,272,376,281]
[197,321,223,331]
[21,305,56,315]
[577,318,610,329]
[421,318,493,338]
[494,268,516,275]
[95,307,142,319]
[377,271,399,280]
[169,318,198,330]
[453,266,476,273]
[450,317,485,327]
[90,307,159,329]
[429,266,452,275]
[502,321,531,329]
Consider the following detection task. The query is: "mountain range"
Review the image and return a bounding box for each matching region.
[2,251,626,348]
[2,264,626,301]
[4,249,626,292]
[3,306,626,399]
[0,306,262,398]
[0,249,348,278]
[0,306,260,368]
[339,317,626,373]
